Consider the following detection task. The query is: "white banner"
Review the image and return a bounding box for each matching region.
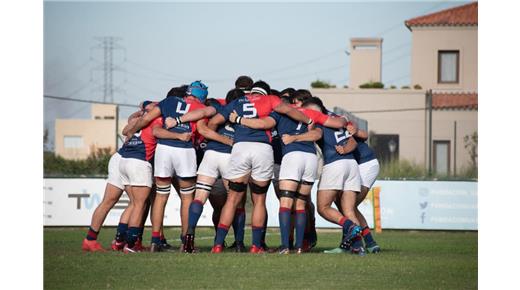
[44,178,477,230]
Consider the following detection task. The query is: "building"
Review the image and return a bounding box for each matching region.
[55,104,127,159]
[312,2,477,175]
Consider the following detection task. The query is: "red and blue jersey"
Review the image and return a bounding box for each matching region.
[219,94,282,144]
[205,101,235,154]
[119,117,163,162]
[353,136,376,164]
[317,112,354,165]
[157,97,206,148]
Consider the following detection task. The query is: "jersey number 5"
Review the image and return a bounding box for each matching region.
[243,103,257,118]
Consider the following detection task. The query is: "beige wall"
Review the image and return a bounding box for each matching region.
[410,26,477,91]
[349,38,382,88]
[55,118,127,160]
[91,104,117,120]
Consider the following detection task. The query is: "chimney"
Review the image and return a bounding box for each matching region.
[349,38,383,88]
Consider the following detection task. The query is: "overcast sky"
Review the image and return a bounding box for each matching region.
[43,0,469,149]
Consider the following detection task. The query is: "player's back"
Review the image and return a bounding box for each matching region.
[157,97,205,148]
[120,117,163,161]
[353,136,376,164]
[317,113,355,165]
[270,111,316,156]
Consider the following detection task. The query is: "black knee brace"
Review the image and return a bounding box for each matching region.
[294,192,310,201]
[279,190,295,198]
[301,180,314,186]
[229,181,247,193]
[249,182,270,194]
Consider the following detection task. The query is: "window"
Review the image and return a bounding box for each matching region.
[433,141,450,175]
[370,134,399,164]
[64,136,83,149]
[438,50,459,83]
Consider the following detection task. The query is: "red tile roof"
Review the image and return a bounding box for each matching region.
[405,2,478,29]
[432,92,477,110]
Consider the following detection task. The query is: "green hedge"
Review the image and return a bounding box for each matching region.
[44,148,112,177]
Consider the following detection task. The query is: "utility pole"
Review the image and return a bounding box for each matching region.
[426,89,433,176]
[92,36,124,103]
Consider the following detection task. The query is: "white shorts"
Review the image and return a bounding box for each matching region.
[227,142,274,182]
[210,179,227,196]
[318,159,361,192]
[154,144,197,179]
[197,150,231,180]
[358,159,380,189]
[279,151,318,183]
[107,152,124,190]
[119,157,153,188]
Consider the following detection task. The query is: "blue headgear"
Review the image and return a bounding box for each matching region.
[186,81,208,102]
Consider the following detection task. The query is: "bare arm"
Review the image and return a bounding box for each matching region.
[282,128,323,145]
[196,119,233,146]
[335,137,358,155]
[273,103,312,125]
[124,106,162,139]
[323,116,347,129]
[208,114,226,131]
[166,106,217,128]
[347,122,368,140]
[127,110,143,123]
[152,127,192,142]
[229,110,276,130]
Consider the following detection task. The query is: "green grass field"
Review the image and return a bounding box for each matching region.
[44,227,477,289]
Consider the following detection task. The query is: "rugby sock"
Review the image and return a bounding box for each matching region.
[151,231,161,244]
[295,210,307,249]
[232,208,246,243]
[180,234,186,245]
[278,207,291,249]
[138,227,144,241]
[214,224,230,246]
[160,233,167,244]
[86,227,99,241]
[115,223,128,242]
[261,214,268,245]
[252,226,264,248]
[351,236,363,249]
[339,217,354,238]
[362,226,375,245]
[127,227,140,248]
[187,200,204,235]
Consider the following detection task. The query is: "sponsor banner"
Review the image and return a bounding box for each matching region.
[44,178,214,226]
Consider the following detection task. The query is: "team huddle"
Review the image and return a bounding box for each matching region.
[81,76,381,255]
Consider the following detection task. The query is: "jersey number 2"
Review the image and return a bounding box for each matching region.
[334,129,347,144]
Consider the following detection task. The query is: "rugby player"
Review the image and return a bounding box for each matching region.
[302,97,365,255]
[123,81,214,252]
[208,80,314,254]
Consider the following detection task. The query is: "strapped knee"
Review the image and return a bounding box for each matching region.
[156,184,171,195]
[249,182,270,194]
[279,190,295,198]
[294,192,310,201]
[301,180,314,186]
[229,181,247,193]
[180,185,196,195]
[196,182,213,192]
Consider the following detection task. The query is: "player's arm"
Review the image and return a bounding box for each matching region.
[123,106,162,139]
[335,137,358,155]
[152,127,192,142]
[273,102,312,126]
[230,110,276,129]
[347,121,368,140]
[165,106,217,129]
[207,113,226,131]
[282,127,323,145]
[323,116,347,129]
[196,119,233,146]
[127,110,143,123]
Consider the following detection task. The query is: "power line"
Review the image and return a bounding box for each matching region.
[269,64,347,82]
[45,59,91,89]
[350,107,425,114]
[44,95,139,108]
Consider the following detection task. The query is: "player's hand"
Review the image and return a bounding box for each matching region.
[346,122,357,135]
[307,119,315,130]
[178,132,192,142]
[335,144,347,155]
[230,110,239,123]
[223,137,234,146]
[282,134,296,145]
[165,117,177,129]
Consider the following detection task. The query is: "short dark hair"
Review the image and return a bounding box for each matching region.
[235,76,254,90]
[293,89,313,104]
[280,88,296,97]
[204,98,221,107]
[302,96,328,114]
[251,80,271,95]
[225,88,245,104]
[166,85,188,98]
[270,89,281,97]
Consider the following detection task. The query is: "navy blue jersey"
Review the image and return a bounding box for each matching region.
[205,102,235,154]
[119,117,162,162]
[317,113,355,165]
[271,129,283,164]
[353,136,376,164]
[218,94,282,144]
[157,97,205,148]
[270,112,316,156]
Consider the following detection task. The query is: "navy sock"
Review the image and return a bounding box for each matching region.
[214,224,229,246]
[188,200,204,235]
[278,207,291,249]
[340,217,354,238]
[151,231,161,244]
[115,223,128,242]
[138,227,144,241]
[261,213,268,244]
[362,227,375,245]
[351,236,363,249]
[180,234,186,244]
[252,226,263,248]
[232,208,246,243]
[126,227,140,248]
[295,210,307,249]
[86,227,98,241]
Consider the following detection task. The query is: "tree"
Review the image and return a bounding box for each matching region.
[311,79,335,89]
[464,131,478,170]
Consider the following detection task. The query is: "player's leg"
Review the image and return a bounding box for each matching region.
[150,177,171,251]
[230,190,247,252]
[177,177,196,250]
[277,179,298,253]
[111,195,133,251]
[354,186,378,253]
[294,183,313,253]
[124,185,151,253]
